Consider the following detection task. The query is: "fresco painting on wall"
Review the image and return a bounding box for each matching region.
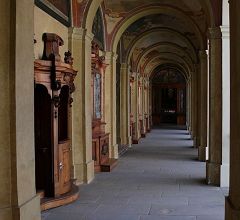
[92,8,105,50]
[35,0,71,26]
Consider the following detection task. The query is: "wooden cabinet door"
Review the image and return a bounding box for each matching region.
[100,135,109,165]
[58,140,71,195]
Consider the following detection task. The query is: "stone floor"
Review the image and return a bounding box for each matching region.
[42,126,226,220]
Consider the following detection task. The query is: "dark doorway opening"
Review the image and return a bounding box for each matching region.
[152,66,186,126]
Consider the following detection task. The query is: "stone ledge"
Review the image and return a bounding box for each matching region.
[206,161,221,186]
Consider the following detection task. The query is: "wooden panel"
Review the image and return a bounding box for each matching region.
[58,140,71,195]
[100,135,109,165]
[92,138,100,166]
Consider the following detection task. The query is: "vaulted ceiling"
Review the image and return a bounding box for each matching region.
[100,0,221,80]
[77,0,222,81]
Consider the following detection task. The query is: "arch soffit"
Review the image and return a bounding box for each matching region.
[202,0,216,27]
[136,42,195,71]
[149,61,190,81]
[111,6,205,53]
[82,0,103,31]
[142,53,192,77]
[78,0,215,47]
[150,64,189,82]
[126,27,197,64]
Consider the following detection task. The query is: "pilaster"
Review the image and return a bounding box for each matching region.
[198,50,208,161]
[69,27,94,184]
[225,0,240,219]
[206,27,222,185]
[105,51,119,159]
[132,73,141,143]
[120,63,131,145]
[0,0,41,219]
[191,70,198,147]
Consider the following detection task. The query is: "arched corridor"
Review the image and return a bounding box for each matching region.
[2,0,240,220]
[42,126,226,220]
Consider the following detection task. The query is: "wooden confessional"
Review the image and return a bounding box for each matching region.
[34,33,79,210]
[91,42,117,172]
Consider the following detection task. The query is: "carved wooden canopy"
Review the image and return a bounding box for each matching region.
[91,42,108,73]
[34,33,77,94]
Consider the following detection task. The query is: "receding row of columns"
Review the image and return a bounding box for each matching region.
[188,21,230,188]
[187,0,240,218]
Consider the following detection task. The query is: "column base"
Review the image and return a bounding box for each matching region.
[110,144,119,159]
[141,133,146,138]
[225,196,240,220]
[221,163,230,187]
[73,163,84,185]
[12,195,41,220]
[0,207,12,220]
[128,136,132,147]
[198,146,206,161]
[193,136,198,148]
[132,139,140,144]
[84,160,95,184]
[206,161,220,185]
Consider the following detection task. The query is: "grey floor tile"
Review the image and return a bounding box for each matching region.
[42,126,225,220]
[86,214,140,220]
[140,215,196,220]
[197,215,224,220]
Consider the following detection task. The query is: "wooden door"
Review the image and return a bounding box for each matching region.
[100,135,109,165]
[58,86,71,194]
[34,84,54,197]
[58,140,71,194]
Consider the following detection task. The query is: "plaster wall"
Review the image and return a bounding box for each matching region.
[0,1,41,219]
[34,6,69,60]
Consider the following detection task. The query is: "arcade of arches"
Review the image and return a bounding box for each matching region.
[1,0,240,219]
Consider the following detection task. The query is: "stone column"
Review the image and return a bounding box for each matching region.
[146,78,151,132]
[191,70,198,147]
[0,0,41,219]
[142,77,147,136]
[206,49,210,160]
[206,27,222,185]
[196,64,201,150]
[69,28,95,184]
[220,0,230,187]
[198,51,208,161]
[105,51,119,159]
[225,0,240,219]
[138,76,144,138]
[149,82,153,128]
[120,63,131,145]
[186,79,190,131]
[187,77,192,134]
[132,73,141,143]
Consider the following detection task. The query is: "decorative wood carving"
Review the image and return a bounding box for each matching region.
[91,42,117,172]
[34,33,78,210]
[42,33,64,61]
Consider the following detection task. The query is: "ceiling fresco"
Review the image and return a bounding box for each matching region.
[104,0,203,15]
[120,12,200,66]
[152,68,186,84]
[75,0,220,78]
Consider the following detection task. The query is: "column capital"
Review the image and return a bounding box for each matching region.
[220,25,230,39]
[208,27,222,39]
[120,63,128,69]
[68,27,86,40]
[104,51,118,62]
[199,50,207,60]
